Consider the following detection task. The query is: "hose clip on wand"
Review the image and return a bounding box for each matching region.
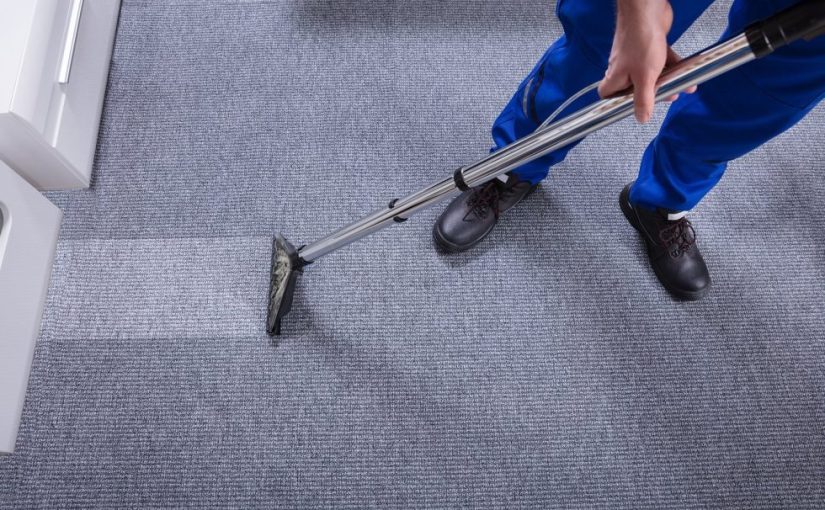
[266,0,825,339]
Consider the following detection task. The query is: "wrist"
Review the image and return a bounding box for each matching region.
[616,0,672,34]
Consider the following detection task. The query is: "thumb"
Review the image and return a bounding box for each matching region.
[633,72,658,123]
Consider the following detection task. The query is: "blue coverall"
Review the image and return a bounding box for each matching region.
[493,0,825,212]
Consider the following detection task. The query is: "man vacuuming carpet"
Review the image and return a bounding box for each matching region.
[433,0,825,301]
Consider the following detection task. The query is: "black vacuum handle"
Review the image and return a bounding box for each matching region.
[746,0,825,57]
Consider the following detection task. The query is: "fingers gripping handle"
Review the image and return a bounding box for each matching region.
[746,0,825,57]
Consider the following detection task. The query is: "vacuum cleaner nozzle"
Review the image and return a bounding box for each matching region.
[266,234,303,337]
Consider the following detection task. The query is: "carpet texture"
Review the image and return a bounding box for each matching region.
[2,0,824,507]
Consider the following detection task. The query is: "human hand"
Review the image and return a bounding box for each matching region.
[597,0,696,123]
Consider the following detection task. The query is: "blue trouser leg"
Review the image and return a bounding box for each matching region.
[630,0,825,212]
[492,0,715,185]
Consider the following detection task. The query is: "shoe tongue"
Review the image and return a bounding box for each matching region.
[498,173,526,190]
[656,208,687,221]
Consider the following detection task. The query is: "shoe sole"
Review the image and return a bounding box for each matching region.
[619,188,710,301]
[432,183,539,254]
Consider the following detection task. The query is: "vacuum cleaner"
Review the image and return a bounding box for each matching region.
[267,0,825,337]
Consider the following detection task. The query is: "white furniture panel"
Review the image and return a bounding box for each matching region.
[0,161,62,455]
[0,0,121,190]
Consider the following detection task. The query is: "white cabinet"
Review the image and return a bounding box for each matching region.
[0,0,121,190]
[0,161,62,455]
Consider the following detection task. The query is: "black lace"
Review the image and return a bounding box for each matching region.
[658,217,696,258]
[463,181,504,221]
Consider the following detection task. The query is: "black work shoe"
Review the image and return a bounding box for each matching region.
[619,183,711,300]
[433,173,538,252]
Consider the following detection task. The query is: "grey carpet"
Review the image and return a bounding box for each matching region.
[2,0,824,507]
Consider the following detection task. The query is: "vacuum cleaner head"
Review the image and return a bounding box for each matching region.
[266,234,303,337]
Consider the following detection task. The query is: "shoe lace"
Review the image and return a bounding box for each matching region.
[463,181,503,221]
[658,217,696,258]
